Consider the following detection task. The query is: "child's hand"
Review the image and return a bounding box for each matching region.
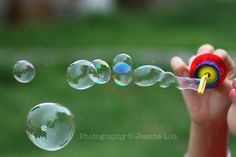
[171,44,235,157]
[171,44,234,126]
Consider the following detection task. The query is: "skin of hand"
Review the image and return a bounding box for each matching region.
[170,44,235,157]
[228,79,236,136]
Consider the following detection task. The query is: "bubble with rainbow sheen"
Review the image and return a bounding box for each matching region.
[113,62,132,86]
[13,60,36,83]
[88,59,111,84]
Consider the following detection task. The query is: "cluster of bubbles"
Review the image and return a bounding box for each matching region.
[12,61,75,151]
[66,59,111,90]
[26,102,76,151]
[66,53,200,91]
[12,54,201,152]
[12,55,200,91]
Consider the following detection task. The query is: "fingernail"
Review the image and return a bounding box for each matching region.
[198,44,214,54]
[198,47,208,54]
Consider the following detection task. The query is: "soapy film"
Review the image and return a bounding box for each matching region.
[133,65,200,91]
[66,53,200,91]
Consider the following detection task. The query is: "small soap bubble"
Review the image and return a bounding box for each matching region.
[13,60,35,83]
[66,60,95,90]
[160,72,178,88]
[26,102,76,151]
[113,53,133,67]
[88,59,111,84]
[133,65,164,87]
[113,62,132,86]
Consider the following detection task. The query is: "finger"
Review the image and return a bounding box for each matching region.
[217,79,233,96]
[228,79,236,135]
[228,105,236,136]
[228,79,236,102]
[170,56,189,77]
[213,49,235,79]
[233,79,236,89]
[229,88,236,102]
[197,44,214,55]
[171,56,196,103]
[188,55,196,65]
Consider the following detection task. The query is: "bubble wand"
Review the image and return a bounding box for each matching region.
[190,54,227,94]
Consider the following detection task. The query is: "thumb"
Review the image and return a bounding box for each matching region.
[170,56,197,98]
[170,56,189,77]
[217,79,233,97]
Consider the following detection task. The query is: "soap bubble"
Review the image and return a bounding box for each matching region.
[26,102,76,151]
[133,65,164,87]
[113,62,132,86]
[159,72,200,91]
[66,60,95,90]
[176,77,200,91]
[65,53,200,92]
[113,53,133,66]
[88,59,111,84]
[13,60,35,83]
[112,53,133,86]
[160,72,178,88]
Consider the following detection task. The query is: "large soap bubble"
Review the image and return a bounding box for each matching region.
[26,102,76,151]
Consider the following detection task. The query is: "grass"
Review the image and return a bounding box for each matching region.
[1,3,236,50]
[1,2,236,156]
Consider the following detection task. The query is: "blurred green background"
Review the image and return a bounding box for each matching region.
[0,0,236,156]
